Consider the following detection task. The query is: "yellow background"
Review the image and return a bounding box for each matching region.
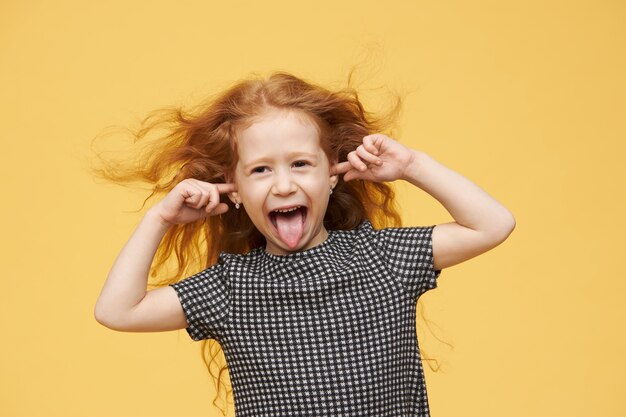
[1,1,624,416]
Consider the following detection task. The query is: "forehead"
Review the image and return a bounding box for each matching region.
[235,109,322,159]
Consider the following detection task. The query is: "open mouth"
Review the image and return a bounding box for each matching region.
[269,206,308,248]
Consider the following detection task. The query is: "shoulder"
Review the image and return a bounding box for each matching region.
[330,220,420,246]
[170,249,253,291]
[325,220,375,251]
[329,220,419,256]
[348,221,438,262]
[335,220,435,243]
[217,248,264,267]
[332,219,375,239]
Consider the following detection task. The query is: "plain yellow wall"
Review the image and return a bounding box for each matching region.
[1,1,624,416]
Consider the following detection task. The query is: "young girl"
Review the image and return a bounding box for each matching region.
[94,72,515,417]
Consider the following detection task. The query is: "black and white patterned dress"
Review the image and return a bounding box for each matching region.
[171,220,442,417]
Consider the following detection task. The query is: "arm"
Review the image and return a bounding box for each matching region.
[402,150,515,271]
[335,134,516,271]
[94,179,236,332]
[94,208,188,332]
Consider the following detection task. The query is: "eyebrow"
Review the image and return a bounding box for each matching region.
[242,152,319,170]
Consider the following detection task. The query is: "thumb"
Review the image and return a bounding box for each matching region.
[343,168,375,183]
[330,161,352,176]
[343,169,361,182]
[207,202,230,216]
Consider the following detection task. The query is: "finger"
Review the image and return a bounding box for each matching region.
[183,183,210,209]
[355,144,382,166]
[330,161,353,176]
[205,184,223,213]
[207,202,229,216]
[362,135,381,155]
[343,168,372,183]
[198,190,213,210]
[347,151,368,172]
[188,179,237,195]
[215,183,237,194]
[343,168,358,182]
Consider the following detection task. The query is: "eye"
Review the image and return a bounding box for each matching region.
[251,166,268,174]
[293,160,309,168]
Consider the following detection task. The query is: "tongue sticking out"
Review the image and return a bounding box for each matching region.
[274,208,305,249]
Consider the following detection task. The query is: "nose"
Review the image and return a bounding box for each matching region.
[271,169,297,196]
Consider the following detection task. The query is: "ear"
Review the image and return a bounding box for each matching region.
[227,192,240,205]
[329,159,339,190]
[224,172,240,205]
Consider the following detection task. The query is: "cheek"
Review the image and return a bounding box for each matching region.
[304,177,332,200]
[312,172,332,190]
[237,180,266,204]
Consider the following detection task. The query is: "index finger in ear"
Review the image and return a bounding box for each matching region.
[216,183,238,194]
[330,161,352,176]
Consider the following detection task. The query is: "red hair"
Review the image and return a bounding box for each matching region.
[93,71,442,415]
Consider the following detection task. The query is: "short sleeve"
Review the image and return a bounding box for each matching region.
[169,262,230,341]
[372,225,442,300]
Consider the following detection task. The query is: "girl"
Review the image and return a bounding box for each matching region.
[94,72,515,417]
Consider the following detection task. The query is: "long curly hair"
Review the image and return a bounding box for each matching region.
[92,71,443,416]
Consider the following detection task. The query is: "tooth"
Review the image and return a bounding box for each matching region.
[274,206,301,213]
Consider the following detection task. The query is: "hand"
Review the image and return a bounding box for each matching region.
[151,179,237,226]
[331,134,416,182]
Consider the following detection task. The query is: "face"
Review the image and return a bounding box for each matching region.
[231,109,337,255]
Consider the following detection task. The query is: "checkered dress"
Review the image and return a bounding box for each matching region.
[170,220,441,417]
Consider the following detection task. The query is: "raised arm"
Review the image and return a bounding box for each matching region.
[402,150,515,271]
[333,134,516,271]
[94,179,235,332]
[94,209,187,332]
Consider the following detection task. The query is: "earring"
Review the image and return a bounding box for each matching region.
[235,202,240,209]
[329,187,333,195]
